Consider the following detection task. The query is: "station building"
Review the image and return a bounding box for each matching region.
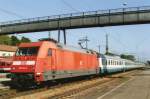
[0,44,17,57]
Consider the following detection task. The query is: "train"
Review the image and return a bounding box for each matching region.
[8,40,144,86]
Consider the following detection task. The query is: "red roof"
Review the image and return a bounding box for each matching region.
[0,45,17,52]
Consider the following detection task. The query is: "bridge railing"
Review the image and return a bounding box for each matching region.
[1,6,150,26]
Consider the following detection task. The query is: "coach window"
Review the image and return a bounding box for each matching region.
[48,48,52,56]
[102,59,106,65]
[108,60,110,65]
[110,60,112,65]
[106,60,108,65]
[107,60,109,65]
[109,60,111,65]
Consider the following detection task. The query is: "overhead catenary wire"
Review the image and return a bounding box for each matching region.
[0,7,31,40]
[111,33,129,51]
[113,32,129,48]
[60,0,80,12]
[0,7,24,18]
[100,28,128,53]
[135,35,149,50]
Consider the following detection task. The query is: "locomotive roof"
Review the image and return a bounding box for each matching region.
[57,43,95,54]
[18,41,96,54]
[19,42,43,47]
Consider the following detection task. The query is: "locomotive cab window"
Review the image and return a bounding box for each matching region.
[47,48,52,56]
[16,47,39,56]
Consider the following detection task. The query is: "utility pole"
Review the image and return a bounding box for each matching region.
[48,31,51,39]
[58,30,61,43]
[63,29,66,45]
[98,45,101,54]
[85,36,88,49]
[57,29,67,44]
[106,34,109,55]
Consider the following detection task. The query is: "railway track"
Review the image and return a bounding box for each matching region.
[0,70,141,99]
[0,75,101,99]
[47,70,140,99]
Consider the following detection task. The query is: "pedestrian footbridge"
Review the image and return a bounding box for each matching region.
[1,6,150,35]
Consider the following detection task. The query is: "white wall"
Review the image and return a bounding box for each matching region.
[0,51,15,57]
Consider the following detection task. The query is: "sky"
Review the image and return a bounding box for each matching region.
[0,0,150,61]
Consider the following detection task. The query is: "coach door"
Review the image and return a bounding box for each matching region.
[103,58,108,74]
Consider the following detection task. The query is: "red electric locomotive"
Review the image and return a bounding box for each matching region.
[10,40,99,86]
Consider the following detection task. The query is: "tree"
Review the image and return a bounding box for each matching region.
[0,35,11,45]
[20,36,31,43]
[147,61,150,65]
[105,52,115,56]
[0,35,31,46]
[120,54,135,61]
[10,36,20,46]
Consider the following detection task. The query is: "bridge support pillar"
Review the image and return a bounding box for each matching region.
[63,29,66,45]
[58,29,61,43]
[57,29,67,45]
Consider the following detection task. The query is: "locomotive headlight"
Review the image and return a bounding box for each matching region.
[36,73,41,75]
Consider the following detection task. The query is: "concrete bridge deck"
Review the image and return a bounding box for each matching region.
[1,6,150,35]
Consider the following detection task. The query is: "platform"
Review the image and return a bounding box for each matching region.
[97,69,150,99]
